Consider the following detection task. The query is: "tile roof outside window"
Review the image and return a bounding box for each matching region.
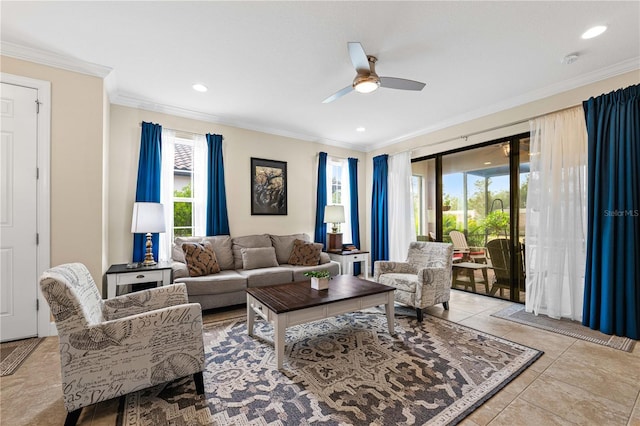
[174,143,192,172]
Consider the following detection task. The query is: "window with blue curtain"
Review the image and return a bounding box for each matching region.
[314,152,328,249]
[371,154,389,272]
[583,84,639,340]
[206,133,230,235]
[133,122,162,262]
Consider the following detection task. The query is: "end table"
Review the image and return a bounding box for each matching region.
[327,250,370,279]
[105,262,172,298]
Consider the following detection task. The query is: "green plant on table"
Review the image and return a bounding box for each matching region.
[304,270,331,279]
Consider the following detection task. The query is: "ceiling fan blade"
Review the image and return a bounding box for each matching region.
[322,85,354,103]
[379,77,426,91]
[348,42,370,73]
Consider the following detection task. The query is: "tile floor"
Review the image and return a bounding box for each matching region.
[1,289,638,425]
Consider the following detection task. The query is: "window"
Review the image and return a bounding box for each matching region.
[326,157,352,244]
[173,139,194,237]
[159,130,207,262]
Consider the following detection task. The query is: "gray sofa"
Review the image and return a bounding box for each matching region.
[171,233,340,310]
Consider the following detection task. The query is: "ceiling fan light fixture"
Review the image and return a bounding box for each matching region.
[353,75,380,93]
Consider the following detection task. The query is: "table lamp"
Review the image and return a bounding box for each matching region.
[131,202,166,266]
[324,205,345,251]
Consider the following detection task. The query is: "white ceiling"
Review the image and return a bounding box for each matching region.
[2,1,639,152]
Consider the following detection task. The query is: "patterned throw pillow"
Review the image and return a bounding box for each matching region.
[182,242,221,277]
[288,239,322,266]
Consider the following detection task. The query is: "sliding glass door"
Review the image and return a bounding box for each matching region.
[412,133,529,302]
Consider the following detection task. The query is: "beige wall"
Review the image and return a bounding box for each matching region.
[4,53,636,277]
[108,105,366,264]
[1,56,106,284]
[363,70,640,252]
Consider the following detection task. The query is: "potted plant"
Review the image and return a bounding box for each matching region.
[304,270,331,290]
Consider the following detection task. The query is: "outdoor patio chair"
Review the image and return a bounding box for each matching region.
[486,238,526,297]
[449,230,487,263]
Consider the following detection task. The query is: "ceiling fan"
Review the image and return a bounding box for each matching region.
[322,42,426,103]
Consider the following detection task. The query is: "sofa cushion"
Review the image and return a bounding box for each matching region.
[201,235,234,270]
[174,270,247,296]
[172,236,203,263]
[232,234,272,269]
[241,247,279,270]
[319,252,331,264]
[174,236,234,271]
[238,267,293,288]
[270,233,310,264]
[172,261,189,280]
[288,239,322,266]
[182,242,221,277]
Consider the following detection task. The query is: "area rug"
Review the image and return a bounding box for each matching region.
[492,304,635,352]
[0,337,43,376]
[117,312,542,426]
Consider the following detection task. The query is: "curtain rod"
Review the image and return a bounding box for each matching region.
[421,104,582,149]
[319,152,359,161]
[138,122,220,139]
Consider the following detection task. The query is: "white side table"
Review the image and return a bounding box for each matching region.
[327,251,370,279]
[105,262,172,298]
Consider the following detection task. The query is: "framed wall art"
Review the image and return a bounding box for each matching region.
[250,157,287,215]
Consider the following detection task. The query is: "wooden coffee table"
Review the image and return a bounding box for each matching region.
[246,275,395,369]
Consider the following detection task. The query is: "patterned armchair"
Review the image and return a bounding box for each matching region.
[374,242,454,322]
[39,263,205,426]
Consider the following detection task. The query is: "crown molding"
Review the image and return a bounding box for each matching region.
[110,93,366,152]
[1,41,113,78]
[6,40,635,154]
[366,57,640,152]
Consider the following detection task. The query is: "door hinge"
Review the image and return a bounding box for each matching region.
[35,99,41,114]
[36,299,39,311]
[36,233,39,245]
[36,167,39,180]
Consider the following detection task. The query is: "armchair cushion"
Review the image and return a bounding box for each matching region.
[378,273,418,293]
[182,242,221,277]
[103,283,190,320]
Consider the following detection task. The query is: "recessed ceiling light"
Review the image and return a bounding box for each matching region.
[192,83,208,93]
[582,25,607,39]
[356,127,366,132]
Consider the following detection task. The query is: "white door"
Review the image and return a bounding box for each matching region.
[0,82,39,341]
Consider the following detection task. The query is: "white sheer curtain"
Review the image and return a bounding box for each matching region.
[388,151,416,261]
[325,156,352,243]
[159,129,175,262]
[526,106,587,320]
[193,134,207,237]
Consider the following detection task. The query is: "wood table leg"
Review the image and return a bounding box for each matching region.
[467,269,477,292]
[481,267,489,293]
[247,295,255,337]
[385,292,395,335]
[274,314,286,370]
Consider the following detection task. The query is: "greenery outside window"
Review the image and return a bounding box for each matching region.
[173,139,194,237]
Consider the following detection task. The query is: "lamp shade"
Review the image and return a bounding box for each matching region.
[131,202,166,234]
[323,205,345,224]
